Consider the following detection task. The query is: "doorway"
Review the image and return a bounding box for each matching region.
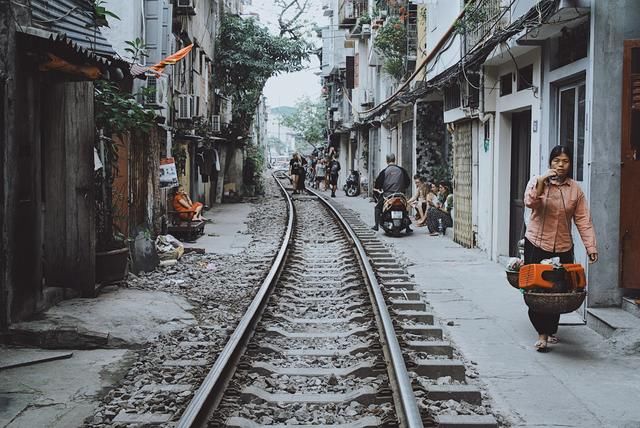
[620,40,640,290]
[509,109,531,257]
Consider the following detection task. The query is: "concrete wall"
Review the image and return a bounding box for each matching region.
[101,1,143,61]
[588,0,640,306]
[425,1,462,80]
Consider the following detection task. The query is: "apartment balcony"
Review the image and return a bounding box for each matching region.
[339,0,368,28]
[463,0,506,53]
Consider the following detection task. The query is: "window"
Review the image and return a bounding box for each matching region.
[444,84,461,111]
[558,82,586,181]
[500,73,512,96]
[517,64,533,91]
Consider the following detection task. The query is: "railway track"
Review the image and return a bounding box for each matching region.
[176,174,498,428]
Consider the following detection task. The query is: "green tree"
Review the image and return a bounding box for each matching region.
[214,15,313,143]
[280,96,327,153]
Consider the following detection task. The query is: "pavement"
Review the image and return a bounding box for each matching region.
[183,201,253,255]
[0,201,255,428]
[326,188,640,428]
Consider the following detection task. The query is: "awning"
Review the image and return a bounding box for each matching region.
[30,0,117,61]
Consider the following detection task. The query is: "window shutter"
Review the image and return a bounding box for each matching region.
[144,0,165,64]
[346,56,355,89]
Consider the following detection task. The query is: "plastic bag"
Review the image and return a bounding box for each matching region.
[155,234,184,261]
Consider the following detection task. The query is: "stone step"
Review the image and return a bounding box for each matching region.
[382,281,416,290]
[586,307,640,338]
[424,384,482,404]
[406,340,452,357]
[390,299,426,311]
[393,310,433,324]
[387,290,421,301]
[435,414,498,428]
[399,324,442,339]
[413,359,466,381]
[376,268,406,275]
[622,297,640,319]
[377,273,412,282]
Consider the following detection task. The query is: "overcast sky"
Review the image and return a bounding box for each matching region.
[243,0,323,109]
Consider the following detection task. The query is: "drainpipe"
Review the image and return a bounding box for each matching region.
[478,66,495,259]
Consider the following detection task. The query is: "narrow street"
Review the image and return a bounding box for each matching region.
[1,0,640,427]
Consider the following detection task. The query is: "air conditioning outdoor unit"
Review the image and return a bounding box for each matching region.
[333,111,343,122]
[361,90,374,106]
[144,75,167,108]
[211,115,221,132]
[177,95,193,120]
[175,0,196,15]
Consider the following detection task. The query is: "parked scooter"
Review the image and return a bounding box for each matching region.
[379,192,412,236]
[343,170,361,197]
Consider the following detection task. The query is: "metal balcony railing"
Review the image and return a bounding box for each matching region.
[464,0,505,52]
[339,0,368,27]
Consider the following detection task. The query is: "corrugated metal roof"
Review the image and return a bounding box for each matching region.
[30,0,117,60]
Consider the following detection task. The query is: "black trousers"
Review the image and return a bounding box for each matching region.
[523,238,574,335]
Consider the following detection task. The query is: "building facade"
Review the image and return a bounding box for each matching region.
[320,0,640,322]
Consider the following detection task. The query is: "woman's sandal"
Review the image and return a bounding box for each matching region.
[547,335,559,344]
[535,340,550,353]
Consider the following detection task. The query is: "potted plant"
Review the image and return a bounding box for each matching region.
[505,257,524,289]
[359,13,371,34]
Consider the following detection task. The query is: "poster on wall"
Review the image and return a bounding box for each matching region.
[160,157,179,188]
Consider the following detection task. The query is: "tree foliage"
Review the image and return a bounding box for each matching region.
[214,15,312,142]
[373,17,407,80]
[280,96,327,153]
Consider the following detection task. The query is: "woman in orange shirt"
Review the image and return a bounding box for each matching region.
[173,186,205,221]
[523,145,598,352]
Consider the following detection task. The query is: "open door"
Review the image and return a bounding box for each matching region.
[620,40,640,290]
[509,110,532,257]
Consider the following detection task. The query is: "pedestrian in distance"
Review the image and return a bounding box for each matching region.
[426,182,453,236]
[289,153,306,195]
[328,155,341,197]
[371,153,412,233]
[315,158,327,190]
[523,145,598,352]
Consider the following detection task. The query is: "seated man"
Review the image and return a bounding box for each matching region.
[173,186,206,221]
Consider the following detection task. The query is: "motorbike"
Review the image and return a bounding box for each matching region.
[380,192,412,236]
[343,170,361,197]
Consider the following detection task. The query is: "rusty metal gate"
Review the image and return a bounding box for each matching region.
[453,121,474,248]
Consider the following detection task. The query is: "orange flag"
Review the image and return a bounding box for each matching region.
[149,44,194,75]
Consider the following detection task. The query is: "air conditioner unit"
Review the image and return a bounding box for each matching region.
[211,115,221,132]
[361,89,374,106]
[177,95,193,120]
[144,75,167,108]
[333,111,343,122]
[461,75,480,109]
[175,0,196,15]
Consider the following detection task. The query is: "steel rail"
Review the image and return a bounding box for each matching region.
[176,173,295,428]
[306,187,424,428]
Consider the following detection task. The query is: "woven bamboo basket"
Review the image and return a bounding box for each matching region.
[505,270,520,289]
[523,290,587,314]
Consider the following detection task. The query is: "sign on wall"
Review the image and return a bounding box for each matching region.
[160,157,179,188]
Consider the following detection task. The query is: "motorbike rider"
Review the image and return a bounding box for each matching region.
[371,153,412,233]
